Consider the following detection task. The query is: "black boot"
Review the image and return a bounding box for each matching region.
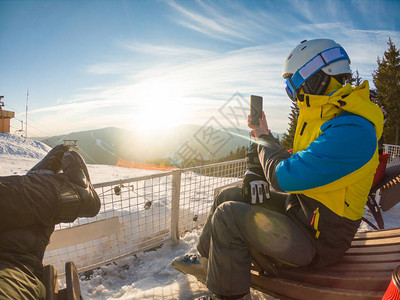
[57,151,101,223]
[62,151,92,185]
[27,144,72,175]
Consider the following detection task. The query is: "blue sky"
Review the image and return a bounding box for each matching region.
[1,0,400,137]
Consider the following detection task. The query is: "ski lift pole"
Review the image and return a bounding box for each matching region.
[26,89,28,138]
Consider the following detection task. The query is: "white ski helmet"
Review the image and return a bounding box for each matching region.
[283,39,351,100]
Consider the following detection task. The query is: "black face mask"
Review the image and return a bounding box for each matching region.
[301,70,331,96]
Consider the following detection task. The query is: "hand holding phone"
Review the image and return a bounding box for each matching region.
[248,95,270,139]
[250,95,263,126]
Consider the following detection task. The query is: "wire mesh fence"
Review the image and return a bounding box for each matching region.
[43,159,246,275]
[384,144,400,165]
[43,144,400,275]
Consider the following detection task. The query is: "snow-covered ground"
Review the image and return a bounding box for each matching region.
[1,133,399,300]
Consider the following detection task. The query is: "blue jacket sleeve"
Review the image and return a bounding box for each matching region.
[274,113,377,192]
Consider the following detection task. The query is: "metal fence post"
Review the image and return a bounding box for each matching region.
[384,144,389,156]
[171,170,181,243]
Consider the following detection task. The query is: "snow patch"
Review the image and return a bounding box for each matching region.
[0,133,51,159]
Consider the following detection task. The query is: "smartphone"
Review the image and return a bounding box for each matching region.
[250,95,263,126]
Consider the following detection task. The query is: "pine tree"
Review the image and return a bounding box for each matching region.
[355,70,363,86]
[346,69,362,86]
[281,101,299,150]
[373,38,400,145]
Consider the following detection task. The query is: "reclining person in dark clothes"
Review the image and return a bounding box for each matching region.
[0,145,101,299]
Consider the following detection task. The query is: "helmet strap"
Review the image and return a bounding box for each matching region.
[302,70,331,95]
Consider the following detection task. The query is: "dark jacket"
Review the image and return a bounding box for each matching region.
[0,172,100,278]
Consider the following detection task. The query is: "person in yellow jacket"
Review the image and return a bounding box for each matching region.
[172,39,384,300]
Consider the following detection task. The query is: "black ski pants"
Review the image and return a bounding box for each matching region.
[197,185,316,297]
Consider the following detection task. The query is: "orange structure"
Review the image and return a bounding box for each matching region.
[0,96,15,134]
[117,158,176,171]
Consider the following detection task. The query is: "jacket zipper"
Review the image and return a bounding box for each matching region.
[311,207,320,239]
[300,122,307,136]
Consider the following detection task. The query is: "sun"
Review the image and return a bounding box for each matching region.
[131,101,186,133]
[128,77,189,134]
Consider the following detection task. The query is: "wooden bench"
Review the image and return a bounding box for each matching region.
[250,227,400,300]
[43,261,82,300]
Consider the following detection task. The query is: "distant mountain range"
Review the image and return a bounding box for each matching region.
[37,125,282,166]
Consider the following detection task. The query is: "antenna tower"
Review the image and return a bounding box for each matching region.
[26,89,29,138]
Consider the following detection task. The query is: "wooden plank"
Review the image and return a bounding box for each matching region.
[351,236,400,247]
[65,261,81,300]
[340,252,400,263]
[276,269,391,291]
[325,261,399,272]
[355,228,400,239]
[43,265,58,300]
[0,110,15,118]
[250,272,384,300]
[346,243,400,254]
[47,217,121,251]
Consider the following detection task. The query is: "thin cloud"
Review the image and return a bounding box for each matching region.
[356,0,399,30]
[120,42,216,57]
[85,62,137,75]
[86,42,216,76]
[165,0,254,42]
[28,100,111,115]
[297,22,348,32]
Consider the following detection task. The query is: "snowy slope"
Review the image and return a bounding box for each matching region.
[0,133,51,175]
[0,133,51,158]
[0,133,399,300]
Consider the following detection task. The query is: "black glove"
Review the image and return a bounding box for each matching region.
[27,144,72,175]
[242,142,270,204]
[242,170,270,204]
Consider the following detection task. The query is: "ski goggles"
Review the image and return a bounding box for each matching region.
[284,46,350,100]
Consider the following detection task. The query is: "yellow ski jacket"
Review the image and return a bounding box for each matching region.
[258,80,384,266]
